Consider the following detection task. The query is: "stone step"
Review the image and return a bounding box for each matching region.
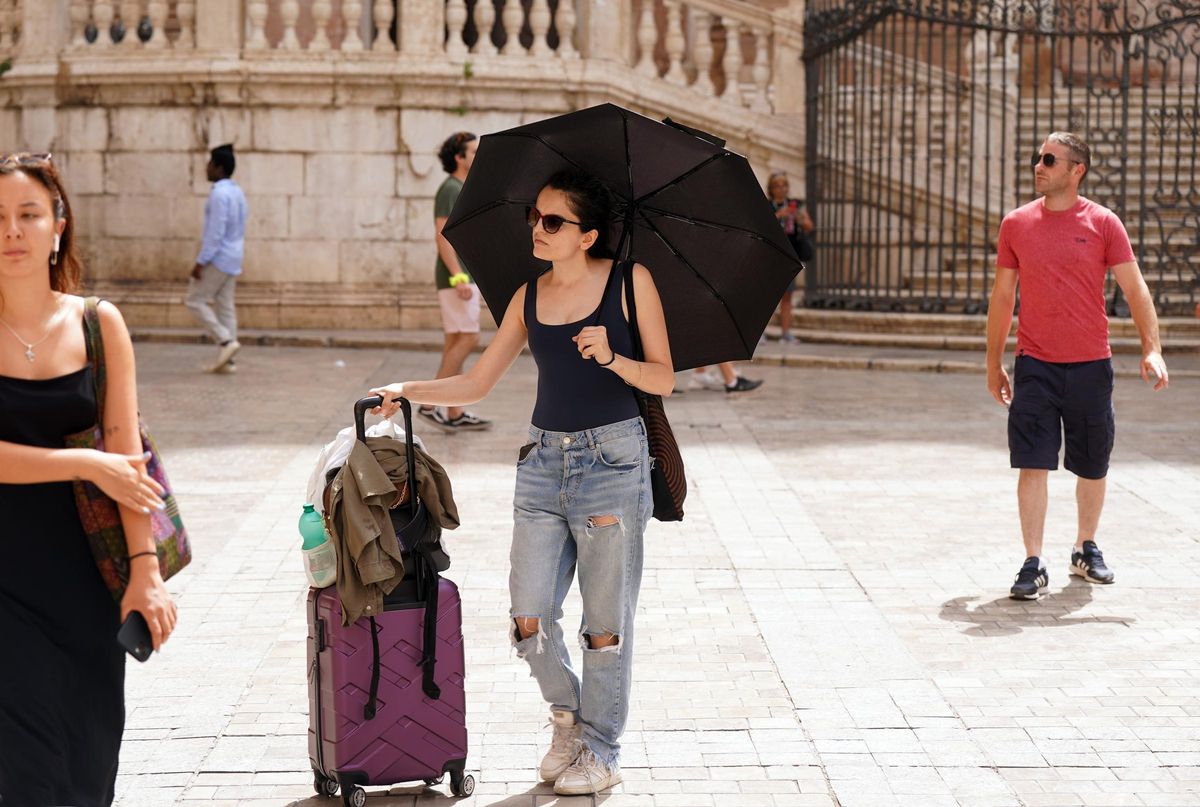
[787,308,1200,339]
[88,279,456,332]
[787,329,1200,354]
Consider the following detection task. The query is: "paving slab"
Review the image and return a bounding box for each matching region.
[110,342,1200,807]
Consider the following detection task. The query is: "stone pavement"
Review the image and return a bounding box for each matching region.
[113,342,1200,807]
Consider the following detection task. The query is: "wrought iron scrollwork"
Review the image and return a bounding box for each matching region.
[804,0,1200,314]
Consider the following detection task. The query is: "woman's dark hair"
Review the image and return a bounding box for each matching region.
[0,154,81,296]
[438,131,476,174]
[543,168,613,259]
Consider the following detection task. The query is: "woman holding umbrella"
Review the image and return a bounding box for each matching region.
[370,167,672,796]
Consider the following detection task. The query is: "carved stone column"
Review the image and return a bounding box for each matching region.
[472,0,498,55]
[556,0,578,58]
[500,0,524,55]
[692,11,714,94]
[445,0,469,55]
[528,0,551,55]
[634,0,657,75]
[311,0,333,50]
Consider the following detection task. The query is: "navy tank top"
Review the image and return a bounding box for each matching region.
[526,262,640,432]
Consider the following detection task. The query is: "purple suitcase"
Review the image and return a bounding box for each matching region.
[307,396,474,806]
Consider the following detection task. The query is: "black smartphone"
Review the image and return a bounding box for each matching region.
[117,611,153,663]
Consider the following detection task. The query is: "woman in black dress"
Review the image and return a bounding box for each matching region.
[0,154,178,806]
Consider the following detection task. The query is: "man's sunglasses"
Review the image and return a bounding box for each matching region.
[1030,152,1080,168]
[526,206,581,235]
[0,152,52,168]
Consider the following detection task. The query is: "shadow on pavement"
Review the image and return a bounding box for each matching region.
[285,783,594,806]
[939,575,1135,636]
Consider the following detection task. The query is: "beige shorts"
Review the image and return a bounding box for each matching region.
[437,285,481,333]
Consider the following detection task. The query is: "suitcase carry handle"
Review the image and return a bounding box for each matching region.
[355,395,418,518]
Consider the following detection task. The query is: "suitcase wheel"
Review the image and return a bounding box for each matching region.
[450,771,475,797]
[313,771,339,797]
[343,785,367,807]
[424,776,445,787]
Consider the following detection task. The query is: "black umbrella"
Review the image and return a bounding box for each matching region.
[441,103,803,371]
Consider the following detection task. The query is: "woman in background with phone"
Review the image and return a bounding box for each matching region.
[0,154,177,807]
[766,171,814,344]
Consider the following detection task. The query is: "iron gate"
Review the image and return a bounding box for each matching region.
[802,0,1200,314]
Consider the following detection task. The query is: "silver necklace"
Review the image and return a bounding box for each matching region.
[0,300,66,362]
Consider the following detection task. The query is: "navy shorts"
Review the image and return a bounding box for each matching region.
[1007,354,1115,480]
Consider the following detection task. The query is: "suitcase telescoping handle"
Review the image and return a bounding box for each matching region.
[355,395,418,517]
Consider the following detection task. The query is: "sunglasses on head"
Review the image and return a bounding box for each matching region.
[526,206,581,235]
[1031,152,1079,169]
[0,152,52,168]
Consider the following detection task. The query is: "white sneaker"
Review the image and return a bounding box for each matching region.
[687,369,725,391]
[538,710,581,782]
[213,340,240,371]
[554,745,622,795]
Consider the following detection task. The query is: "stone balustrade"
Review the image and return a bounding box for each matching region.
[631,0,778,111]
[68,0,195,48]
[45,0,800,121]
[3,0,804,330]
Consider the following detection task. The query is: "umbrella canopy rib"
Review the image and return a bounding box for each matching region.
[490,131,630,198]
[444,197,533,230]
[638,205,807,264]
[633,152,727,208]
[635,208,755,358]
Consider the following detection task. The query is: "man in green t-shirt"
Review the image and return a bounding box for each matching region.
[422,131,491,432]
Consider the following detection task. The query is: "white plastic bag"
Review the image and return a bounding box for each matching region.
[305,417,423,513]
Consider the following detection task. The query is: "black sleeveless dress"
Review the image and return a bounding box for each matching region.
[0,325,125,807]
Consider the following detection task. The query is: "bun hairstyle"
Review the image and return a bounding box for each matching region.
[543,168,614,259]
[438,131,477,174]
[0,154,81,295]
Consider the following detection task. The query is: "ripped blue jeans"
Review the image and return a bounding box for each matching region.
[510,416,651,766]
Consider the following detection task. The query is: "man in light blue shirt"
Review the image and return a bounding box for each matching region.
[186,143,247,373]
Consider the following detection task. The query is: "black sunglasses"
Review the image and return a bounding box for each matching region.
[526,206,581,235]
[1031,152,1080,169]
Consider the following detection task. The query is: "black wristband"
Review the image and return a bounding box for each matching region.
[597,351,617,367]
[128,550,157,561]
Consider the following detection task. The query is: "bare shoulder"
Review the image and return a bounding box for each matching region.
[630,262,657,291]
[96,299,128,328]
[509,282,529,329]
[95,299,132,347]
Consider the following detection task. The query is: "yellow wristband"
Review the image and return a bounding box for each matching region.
[448,273,470,287]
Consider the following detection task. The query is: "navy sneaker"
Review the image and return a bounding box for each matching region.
[1070,541,1114,584]
[725,376,763,393]
[1010,557,1049,600]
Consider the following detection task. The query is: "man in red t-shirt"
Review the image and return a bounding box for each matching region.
[986,131,1169,601]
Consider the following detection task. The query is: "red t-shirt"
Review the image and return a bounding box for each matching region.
[996,197,1135,363]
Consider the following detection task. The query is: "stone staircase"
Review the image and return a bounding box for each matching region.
[1011,89,1200,312]
[783,308,1200,354]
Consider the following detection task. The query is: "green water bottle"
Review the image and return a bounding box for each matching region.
[299,503,337,588]
[299,503,327,550]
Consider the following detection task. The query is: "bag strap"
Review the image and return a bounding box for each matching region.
[622,262,645,362]
[81,297,108,426]
[418,548,442,700]
[364,616,381,720]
